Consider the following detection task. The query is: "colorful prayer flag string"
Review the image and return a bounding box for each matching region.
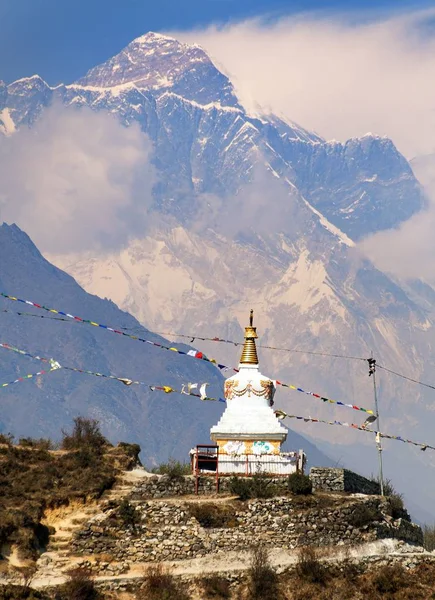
[274,410,435,452]
[1,365,61,389]
[0,292,230,371]
[0,339,432,451]
[0,341,225,401]
[0,293,375,416]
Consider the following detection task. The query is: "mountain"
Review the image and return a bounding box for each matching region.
[1,32,434,521]
[0,33,424,235]
[0,223,333,470]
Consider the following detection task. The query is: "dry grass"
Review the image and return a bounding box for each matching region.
[199,575,231,598]
[0,419,136,561]
[295,546,328,586]
[247,545,281,600]
[135,563,190,600]
[189,503,238,528]
[56,567,101,600]
[423,523,435,552]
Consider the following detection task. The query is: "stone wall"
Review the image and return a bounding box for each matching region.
[310,468,381,495]
[130,474,290,499]
[70,494,423,573]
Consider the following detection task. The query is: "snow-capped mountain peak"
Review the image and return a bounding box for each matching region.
[76,31,240,107]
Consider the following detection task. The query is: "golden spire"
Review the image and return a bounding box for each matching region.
[240,309,259,365]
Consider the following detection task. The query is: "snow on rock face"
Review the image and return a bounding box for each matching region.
[5,75,53,129]
[77,32,240,108]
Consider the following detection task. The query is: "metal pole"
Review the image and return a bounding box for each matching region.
[370,357,384,496]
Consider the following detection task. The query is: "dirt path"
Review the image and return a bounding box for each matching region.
[27,539,433,589]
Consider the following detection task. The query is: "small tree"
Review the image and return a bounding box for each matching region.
[288,473,312,495]
[136,563,189,600]
[58,567,100,600]
[247,545,280,599]
[423,523,435,551]
[295,546,327,585]
[118,498,140,531]
[62,417,107,453]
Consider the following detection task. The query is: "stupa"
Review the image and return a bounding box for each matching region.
[210,311,302,475]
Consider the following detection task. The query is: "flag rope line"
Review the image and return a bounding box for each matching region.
[3,300,435,395]
[274,410,435,452]
[0,342,225,401]
[0,293,375,415]
[0,341,433,452]
[0,367,61,389]
[377,364,435,392]
[153,330,368,362]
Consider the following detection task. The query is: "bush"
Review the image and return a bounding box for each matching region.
[117,442,141,463]
[200,575,231,598]
[349,504,381,528]
[152,458,191,479]
[57,567,100,600]
[295,546,328,586]
[423,523,435,551]
[371,563,406,594]
[229,472,276,501]
[18,438,53,451]
[189,503,237,528]
[247,545,280,600]
[388,493,410,521]
[61,417,108,453]
[229,476,252,501]
[288,473,312,495]
[0,433,14,445]
[118,498,140,530]
[136,563,189,600]
[0,585,50,599]
[250,471,276,499]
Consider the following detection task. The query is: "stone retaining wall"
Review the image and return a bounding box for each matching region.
[130,474,290,499]
[70,494,422,573]
[310,468,381,495]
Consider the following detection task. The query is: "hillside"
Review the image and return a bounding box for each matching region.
[0,428,434,600]
[0,223,332,470]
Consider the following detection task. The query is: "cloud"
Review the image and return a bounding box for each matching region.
[0,103,155,253]
[173,9,435,280]
[359,155,435,281]
[174,9,435,159]
[190,163,303,240]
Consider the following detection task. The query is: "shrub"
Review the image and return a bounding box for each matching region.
[0,585,50,599]
[136,563,189,600]
[117,442,141,463]
[250,471,276,499]
[423,523,435,551]
[57,567,100,600]
[295,546,328,586]
[247,545,280,600]
[152,458,191,479]
[118,498,140,530]
[388,493,410,521]
[61,417,108,453]
[229,476,252,501]
[349,504,381,528]
[18,438,53,451]
[189,503,237,528]
[288,473,312,495]
[371,563,406,594]
[200,575,231,598]
[0,433,14,445]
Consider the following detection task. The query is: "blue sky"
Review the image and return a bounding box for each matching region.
[0,0,433,84]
